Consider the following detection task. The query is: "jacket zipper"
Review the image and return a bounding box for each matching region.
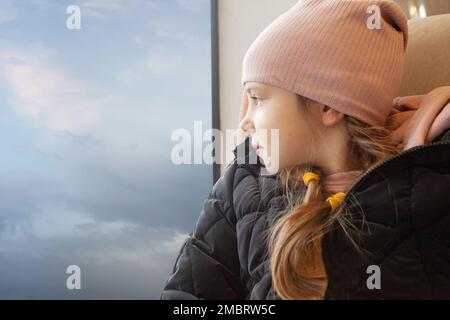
[342,139,450,206]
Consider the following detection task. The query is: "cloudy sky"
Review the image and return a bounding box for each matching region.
[0,0,212,299]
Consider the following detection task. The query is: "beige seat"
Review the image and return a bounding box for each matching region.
[396,13,450,96]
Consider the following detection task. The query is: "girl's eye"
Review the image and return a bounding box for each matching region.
[250,96,262,104]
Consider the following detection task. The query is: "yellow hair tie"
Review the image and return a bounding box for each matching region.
[326,192,346,211]
[303,172,320,186]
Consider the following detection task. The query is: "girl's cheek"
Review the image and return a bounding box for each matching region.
[255,107,275,128]
[254,109,264,122]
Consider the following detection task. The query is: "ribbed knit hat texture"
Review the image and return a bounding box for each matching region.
[241,0,409,127]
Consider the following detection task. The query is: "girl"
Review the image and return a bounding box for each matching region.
[161,0,450,299]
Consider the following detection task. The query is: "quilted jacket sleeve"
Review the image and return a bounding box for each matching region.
[160,142,247,300]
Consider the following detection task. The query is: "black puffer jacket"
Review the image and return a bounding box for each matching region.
[161,129,450,300]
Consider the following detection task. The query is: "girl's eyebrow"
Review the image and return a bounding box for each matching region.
[245,86,264,94]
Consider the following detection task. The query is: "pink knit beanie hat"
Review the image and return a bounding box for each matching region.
[241,0,409,127]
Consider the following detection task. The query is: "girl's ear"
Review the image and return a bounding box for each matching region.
[321,105,344,126]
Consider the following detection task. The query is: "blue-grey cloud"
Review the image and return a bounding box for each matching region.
[0,0,212,299]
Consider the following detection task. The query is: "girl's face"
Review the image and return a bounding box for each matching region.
[239,82,348,175]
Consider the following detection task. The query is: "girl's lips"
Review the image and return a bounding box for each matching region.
[251,142,262,150]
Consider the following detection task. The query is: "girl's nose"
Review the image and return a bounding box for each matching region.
[239,112,255,134]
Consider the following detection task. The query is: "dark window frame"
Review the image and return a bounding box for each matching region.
[211,0,221,185]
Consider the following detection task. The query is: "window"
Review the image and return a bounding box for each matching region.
[0,0,213,299]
